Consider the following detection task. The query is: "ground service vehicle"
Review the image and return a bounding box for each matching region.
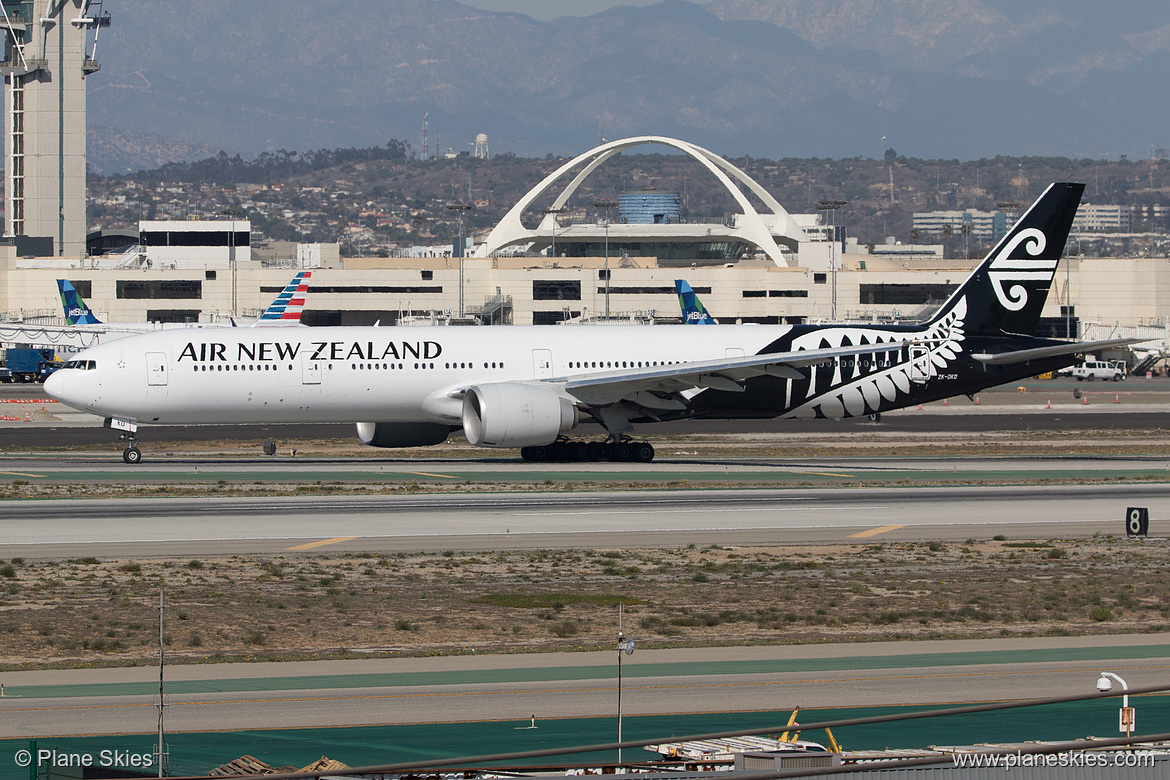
[3,348,62,382]
[1070,361,1125,381]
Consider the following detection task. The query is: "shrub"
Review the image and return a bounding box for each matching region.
[1090,608,1114,622]
[550,620,578,637]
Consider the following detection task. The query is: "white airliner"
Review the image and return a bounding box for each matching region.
[46,184,1133,464]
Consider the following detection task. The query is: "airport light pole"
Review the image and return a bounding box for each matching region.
[616,604,635,765]
[817,199,847,320]
[544,207,565,259]
[219,208,243,320]
[594,200,617,316]
[447,201,472,317]
[1096,672,1134,738]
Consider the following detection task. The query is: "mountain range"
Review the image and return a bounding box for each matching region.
[81,0,1170,174]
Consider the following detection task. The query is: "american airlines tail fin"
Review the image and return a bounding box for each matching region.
[926,182,1084,338]
[675,279,716,324]
[57,279,102,325]
[254,271,312,326]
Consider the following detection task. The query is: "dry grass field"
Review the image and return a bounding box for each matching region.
[1,534,1166,670]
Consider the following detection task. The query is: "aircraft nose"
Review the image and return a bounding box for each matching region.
[43,370,69,404]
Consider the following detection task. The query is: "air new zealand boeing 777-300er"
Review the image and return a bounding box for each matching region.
[46,182,1135,464]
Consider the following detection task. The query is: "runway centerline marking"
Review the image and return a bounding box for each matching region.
[849,524,907,538]
[285,537,359,551]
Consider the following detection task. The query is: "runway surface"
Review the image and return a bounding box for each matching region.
[3,483,1169,558]
[1,634,1166,738]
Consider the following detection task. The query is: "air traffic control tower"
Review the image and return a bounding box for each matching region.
[1,0,108,257]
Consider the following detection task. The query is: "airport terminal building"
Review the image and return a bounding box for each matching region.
[0,137,1166,349]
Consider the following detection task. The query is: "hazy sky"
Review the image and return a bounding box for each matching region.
[458,0,661,21]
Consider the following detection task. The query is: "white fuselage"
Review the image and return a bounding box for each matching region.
[45,324,796,425]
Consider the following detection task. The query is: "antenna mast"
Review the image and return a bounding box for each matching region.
[421,112,429,160]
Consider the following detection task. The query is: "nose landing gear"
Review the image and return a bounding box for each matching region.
[119,432,143,464]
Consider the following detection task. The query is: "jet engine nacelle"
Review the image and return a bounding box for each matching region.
[356,421,456,448]
[461,382,578,448]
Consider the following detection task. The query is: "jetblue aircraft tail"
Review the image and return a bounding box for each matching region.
[925,182,1084,338]
[57,280,102,325]
[255,271,312,325]
[675,279,716,324]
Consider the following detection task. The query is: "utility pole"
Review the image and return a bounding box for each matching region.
[155,586,167,777]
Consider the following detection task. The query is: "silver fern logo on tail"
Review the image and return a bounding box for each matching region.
[783,297,967,419]
[987,228,1052,311]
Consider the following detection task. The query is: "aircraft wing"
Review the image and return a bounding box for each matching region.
[559,339,909,407]
[971,338,1146,366]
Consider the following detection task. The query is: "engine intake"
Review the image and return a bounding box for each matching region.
[462,383,577,448]
[356,422,456,448]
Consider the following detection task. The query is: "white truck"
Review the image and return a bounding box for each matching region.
[1071,360,1126,381]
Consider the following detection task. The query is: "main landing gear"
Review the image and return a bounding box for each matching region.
[520,435,655,463]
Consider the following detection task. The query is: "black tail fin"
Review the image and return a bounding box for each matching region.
[927,182,1084,337]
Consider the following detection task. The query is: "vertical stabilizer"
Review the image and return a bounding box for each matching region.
[675,279,716,324]
[927,182,1084,337]
[255,271,312,325]
[57,279,102,325]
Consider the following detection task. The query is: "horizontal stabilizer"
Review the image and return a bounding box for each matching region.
[972,338,1145,366]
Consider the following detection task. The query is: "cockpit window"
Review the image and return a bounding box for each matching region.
[61,360,97,371]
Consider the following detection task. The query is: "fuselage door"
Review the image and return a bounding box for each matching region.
[725,347,745,359]
[909,345,931,383]
[532,349,553,379]
[301,353,321,385]
[146,352,168,386]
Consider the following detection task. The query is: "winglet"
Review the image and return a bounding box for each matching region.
[57,279,102,325]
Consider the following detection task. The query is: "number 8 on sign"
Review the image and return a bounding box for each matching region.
[1126,507,1148,538]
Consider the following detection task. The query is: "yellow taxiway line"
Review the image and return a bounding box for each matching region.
[285,537,359,551]
[848,524,907,538]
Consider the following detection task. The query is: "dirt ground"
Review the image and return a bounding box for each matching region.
[1,535,1166,670]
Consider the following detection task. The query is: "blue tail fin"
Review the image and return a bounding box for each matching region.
[57,280,102,325]
[675,279,716,324]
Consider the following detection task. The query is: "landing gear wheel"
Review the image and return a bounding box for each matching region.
[614,443,633,462]
[633,442,655,463]
[123,447,142,464]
